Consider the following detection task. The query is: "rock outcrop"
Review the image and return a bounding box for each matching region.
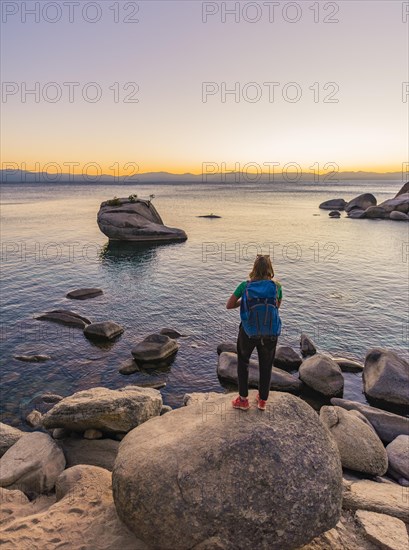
[113,391,343,550]
[363,349,409,408]
[97,198,187,242]
[0,433,66,494]
[320,406,388,476]
[42,386,162,434]
[217,352,302,393]
[330,398,409,443]
[299,354,344,397]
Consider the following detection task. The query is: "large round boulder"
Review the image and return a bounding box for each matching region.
[320,406,388,476]
[319,198,346,210]
[112,391,343,549]
[97,198,187,242]
[363,349,409,408]
[299,354,344,397]
[42,386,162,434]
[345,193,377,213]
[0,432,66,494]
[386,435,409,482]
[131,333,179,363]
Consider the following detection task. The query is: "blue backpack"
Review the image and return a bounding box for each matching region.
[240,280,282,338]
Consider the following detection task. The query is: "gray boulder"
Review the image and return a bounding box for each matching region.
[217,352,302,393]
[320,406,388,476]
[363,349,409,408]
[274,345,302,371]
[390,210,409,221]
[131,333,179,363]
[36,309,91,328]
[42,386,162,434]
[329,211,341,218]
[112,391,343,550]
[84,321,124,340]
[0,423,24,458]
[97,198,187,242]
[378,192,409,214]
[319,198,346,210]
[66,288,103,300]
[348,209,366,219]
[216,341,237,355]
[300,333,317,357]
[299,354,344,397]
[0,432,66,494]
[386,435,409,481]
[365,206,389,219]
[345,193,377,213]
[331,398,409,444]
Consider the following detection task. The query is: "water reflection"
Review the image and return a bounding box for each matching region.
[99,240,186,263]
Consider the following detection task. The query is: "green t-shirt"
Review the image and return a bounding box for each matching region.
[234,280,283,301]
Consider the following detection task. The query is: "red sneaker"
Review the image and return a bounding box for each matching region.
[232,396,250,410]
[256,394,267,411]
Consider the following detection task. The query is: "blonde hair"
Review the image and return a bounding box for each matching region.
[249,255,275,281]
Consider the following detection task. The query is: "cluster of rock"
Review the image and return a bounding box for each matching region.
[319,182,409,221]
[1,385,408,549]
[97,197,187,242]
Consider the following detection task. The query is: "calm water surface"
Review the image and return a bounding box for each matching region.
[1,180,408,427]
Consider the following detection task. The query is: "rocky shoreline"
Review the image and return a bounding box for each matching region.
[319,182,409,221]
[1,328,408,549]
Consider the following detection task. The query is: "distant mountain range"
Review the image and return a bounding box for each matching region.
[0,169,405,184]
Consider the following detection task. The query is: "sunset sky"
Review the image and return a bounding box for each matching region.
[1,0,408,175]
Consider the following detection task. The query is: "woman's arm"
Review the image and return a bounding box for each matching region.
[226,294,241,309]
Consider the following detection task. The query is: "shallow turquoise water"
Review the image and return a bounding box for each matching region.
[1,180,408,427]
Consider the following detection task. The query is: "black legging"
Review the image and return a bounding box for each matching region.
[236,324,278,401]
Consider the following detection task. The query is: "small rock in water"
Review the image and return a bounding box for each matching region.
[84,321,124,341]
[300,333,317,357]
[329,210,341,218]
[36,310,91,328]
[83,429,103,440]
[26,410,43,428]
[160,327,183,339]
[14,354,51,363]
[66,288,103,300]
[132,333,179,362]
[118,359,140,375]
[318,198,346,210]
[332,357,364,373]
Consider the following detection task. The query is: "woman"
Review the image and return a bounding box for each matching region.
[226,255,282,411]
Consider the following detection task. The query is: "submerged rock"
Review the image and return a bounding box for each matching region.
[0,432,66,495]
[66,288,103,300]
[84,321,124,341]
[299,354,344,397]
[131,333,179,363]
[320,406,388,476]
[330,398,409,444]
[35,309,91,328]
[42,386,162,434]
[218,352,302,393]
[345,193,377,213]
[363,348,409,408]
[97,198,187,242]
[159,327,183,339]
[13,354,51,363]
[318,198,346,210]
[112,391,343,550]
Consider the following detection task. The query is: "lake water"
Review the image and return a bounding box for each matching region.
[1,180,408,428]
